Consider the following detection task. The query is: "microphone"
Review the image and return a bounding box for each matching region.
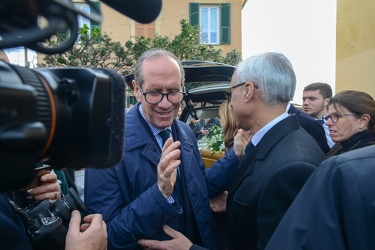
[100,0,162,24]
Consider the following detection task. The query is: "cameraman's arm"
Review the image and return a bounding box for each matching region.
[66,210,107,250]
[27,170,61,202]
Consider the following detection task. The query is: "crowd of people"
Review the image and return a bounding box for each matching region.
[1,47,375,250]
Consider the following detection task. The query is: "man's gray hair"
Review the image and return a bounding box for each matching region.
[236,52,296,106]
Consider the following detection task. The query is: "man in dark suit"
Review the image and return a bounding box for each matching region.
[288,103,330,154]
[138,52,326,250]
[224,52,326,249]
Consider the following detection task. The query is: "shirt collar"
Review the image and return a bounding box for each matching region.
[138,104,172,136]
[251,112,289,146]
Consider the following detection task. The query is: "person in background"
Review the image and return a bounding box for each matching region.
[138,52,326,250]
[192,118,209,140]
[85,48,246,250]
[204,117,221,133]
[302,82,334,148]
[212,100,250,250]
[324,90,375,157]
[219,100,239,155]
[213,101,236,250]
[266,144,375,249]
[287,102,330,154]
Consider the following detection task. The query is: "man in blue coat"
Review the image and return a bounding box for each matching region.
[84,48,244,250]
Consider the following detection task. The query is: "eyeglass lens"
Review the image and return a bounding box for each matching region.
[145,92,184,104]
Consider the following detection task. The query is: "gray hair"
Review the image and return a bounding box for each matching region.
[236,52,296,106]
[133,48,185,86]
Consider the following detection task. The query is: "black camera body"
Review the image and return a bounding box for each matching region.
[23,188,86,250]
[0,62,125,190]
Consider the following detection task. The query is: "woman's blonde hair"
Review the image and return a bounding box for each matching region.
[219,100,237,147]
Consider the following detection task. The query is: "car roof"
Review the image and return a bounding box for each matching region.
[182,60,235,84]
[124,60,236,88]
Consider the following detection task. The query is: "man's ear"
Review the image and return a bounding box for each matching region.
[132,80,142,102]
[324,98,330,106]
[244,82,256,99]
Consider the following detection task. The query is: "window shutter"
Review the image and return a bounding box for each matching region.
[189,3,200,26]
[220,3,230,44]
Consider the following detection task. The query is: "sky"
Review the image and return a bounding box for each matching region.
[241,0,337,105]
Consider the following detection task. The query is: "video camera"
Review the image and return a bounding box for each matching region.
[8,188,86,249]
[0,0,162,191]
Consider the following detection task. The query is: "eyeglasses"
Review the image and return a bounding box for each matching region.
[224,82,259,101]
[137,84,186,104]
[322,113,356,123]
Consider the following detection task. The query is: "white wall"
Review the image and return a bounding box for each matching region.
[242,0,336,105]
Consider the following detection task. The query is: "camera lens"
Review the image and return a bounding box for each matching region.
[50,188,86,224]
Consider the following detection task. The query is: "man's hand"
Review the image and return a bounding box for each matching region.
[27,170,61,202]
[138,225,192,250]
[158,138,181,198]
[210,191,228,212]
[233,129,252,159]
[201,129,209,136]
[65,211,107,250]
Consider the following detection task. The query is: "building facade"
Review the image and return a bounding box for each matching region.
[100,0,242,55]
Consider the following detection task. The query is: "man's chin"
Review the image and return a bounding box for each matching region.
[156,119,174,129]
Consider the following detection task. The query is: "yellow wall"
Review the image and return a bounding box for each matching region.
[336,0,375,97]
[101,0,242,55]
[100,3,133,42]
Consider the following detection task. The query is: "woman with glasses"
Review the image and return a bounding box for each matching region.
[323,90,375,157]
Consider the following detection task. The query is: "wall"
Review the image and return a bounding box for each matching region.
[336,0,375,97]
[103,0,242,55]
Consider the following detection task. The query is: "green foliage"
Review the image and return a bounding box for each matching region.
[38,19,242,77]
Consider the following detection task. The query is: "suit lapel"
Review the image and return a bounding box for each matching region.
[228,146,258,194]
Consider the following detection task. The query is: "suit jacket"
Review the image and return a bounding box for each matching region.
[85,103,240,250]
[227,115,326,250]
[288,104,330,154]
[266,145,375,249]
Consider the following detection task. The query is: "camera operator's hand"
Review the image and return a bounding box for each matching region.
[66,211,108,250]
[26,170,61,202]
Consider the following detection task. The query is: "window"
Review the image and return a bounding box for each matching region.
[135,22,156,38]
[189,3,231,45]
[200,6,219,44]
[74,1,101,41]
